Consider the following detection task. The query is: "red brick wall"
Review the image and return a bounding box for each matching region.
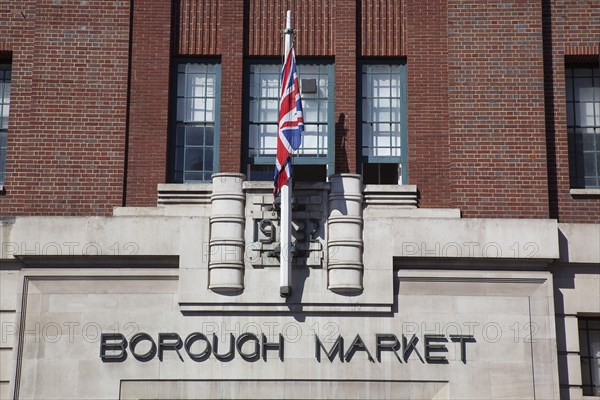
[447,0,549,218]
[124,0,172,206]
[218,0,244,173]
[334,0,357,173]
[406,0,451,208]
[0,0,129,216]
[544,0,600,223]
[178,0,219,55]
[248,0,334,56]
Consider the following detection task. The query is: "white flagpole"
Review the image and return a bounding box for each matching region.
[280,10,293,298]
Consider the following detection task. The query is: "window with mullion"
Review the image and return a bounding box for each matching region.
[360,62,407,183]
[247,61,332,163]
[171,62,220,183]
[566,66,600,189]
[0,65,11,188]
[579,317,600,396]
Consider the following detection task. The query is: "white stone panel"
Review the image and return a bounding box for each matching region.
[0,271,18,311]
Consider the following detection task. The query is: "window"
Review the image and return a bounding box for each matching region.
[170,62,220,183]
[0,65,10,188]
[359,62,407,184]
[246,60,333,180]
[566,66,600,189]
[579,317,600,396]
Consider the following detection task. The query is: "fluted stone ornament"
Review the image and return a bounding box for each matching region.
[327,174,364,293]
[208,173,246,292]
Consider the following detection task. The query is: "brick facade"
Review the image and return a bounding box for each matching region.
[0,0,598,222]
[125,0,172,207]
[0,0,129,215]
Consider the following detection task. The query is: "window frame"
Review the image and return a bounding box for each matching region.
[579,316,600,396]
[243,58,335,176]
[0,63,11,189]
[357,59,408,184]
[168,58,221,184]
[565,64,600,190]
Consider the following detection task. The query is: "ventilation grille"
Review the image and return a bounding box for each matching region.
[157,184,212,206]
[363,185,418,208]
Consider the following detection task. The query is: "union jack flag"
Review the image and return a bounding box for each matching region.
[274,47,304,198]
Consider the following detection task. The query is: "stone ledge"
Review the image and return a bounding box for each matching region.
[569,188,600,197]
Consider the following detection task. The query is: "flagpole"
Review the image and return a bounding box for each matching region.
[280,10,293,298]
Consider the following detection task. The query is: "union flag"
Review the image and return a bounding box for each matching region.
[274,47,303,198]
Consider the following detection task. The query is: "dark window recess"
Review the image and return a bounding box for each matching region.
[362,163,399,185]
[247,164,327,183]
[565,65,600,189]
[579,317,600,396]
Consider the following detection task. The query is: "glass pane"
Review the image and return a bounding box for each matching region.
[259,100,278,122]
[177,74,186,97]
[574,68,593,77]
[373,99,391,122]
[590,329,600,358]
[260,125,278,155]
[298,64,318,75]
[576,103,596,127]
[2,104,8,129]
[574,78,594,102]
[318,77,329,97]
[187,63,206,73]
[205,76,215,97]
[205,99,215,122]
[565,67,573,77]
[373,75,391,98]
[248,125,259,156]
[186,126,204,146]
[319,125,328,154]
[566,78,573,101]
[190,99,206,122]
[175,146,184,171]
[581,357,591,390]
[249,100,259,122]
[362,98,372,122]
[319,102,328,121]
[391,99,402,122]
[260,64,280,74]
[205,126,214,146]
[188,74,206,98]
[175,125,185,146]
[249,74,258,98]
[580,329,589,357]
[362,123,372,148]
[176,98,186,122]
[303,99,319,122]
[589,320,600,330]
[184,172,204,181]
[204,147,214,170]
[566,103,574,126]
[185,148,204,171]
[302,130,318,155]
[371,65,390,74]
[362,74,371,98]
